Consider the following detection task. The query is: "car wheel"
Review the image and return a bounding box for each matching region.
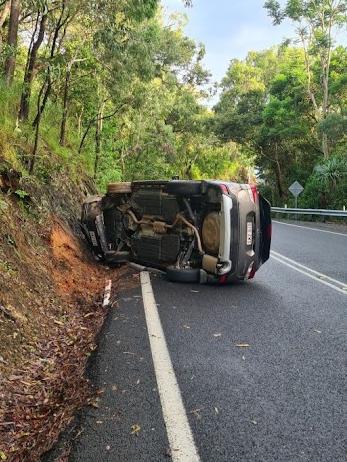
[166,266,201,283]
[107,182,132,194]
[81,196,102,222]
[165,181,201,196]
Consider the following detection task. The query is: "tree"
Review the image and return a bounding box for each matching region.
[264,0,347,157]
[214,47,323,203]
[18,4,48,121]
[4,0,20,84]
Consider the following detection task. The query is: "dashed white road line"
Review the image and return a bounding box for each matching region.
[271,251,347,295]
[273,220,347,237]
[140,271,201,462]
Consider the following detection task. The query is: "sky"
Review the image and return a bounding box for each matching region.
[161,0,296,85]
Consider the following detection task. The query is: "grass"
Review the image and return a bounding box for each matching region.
[0,77,96,187]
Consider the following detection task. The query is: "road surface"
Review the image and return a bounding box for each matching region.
[66,221,347,462]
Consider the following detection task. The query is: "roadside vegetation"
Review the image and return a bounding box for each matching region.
[0,0,346,460]
[0,0,250,197]
[215,1,347,208]
[0,0,346,206]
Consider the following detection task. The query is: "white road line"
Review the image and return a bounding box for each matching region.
[273,220,347,237]
[140,271,201,462]
[272,251,347,287]
[103,279,112,307]
[271,253,347,295]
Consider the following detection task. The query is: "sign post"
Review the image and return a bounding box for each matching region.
[288,181,304,218]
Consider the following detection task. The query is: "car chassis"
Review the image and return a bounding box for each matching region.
[81,180,271,284]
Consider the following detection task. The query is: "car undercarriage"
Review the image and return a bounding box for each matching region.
[81,180,271,283]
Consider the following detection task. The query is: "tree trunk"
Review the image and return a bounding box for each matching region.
[79,100,129,154]
[322,132,329,158]
[274,159,285,202]
[18,12,47,121]
[321,69,330,158]
[4,0,20,85]
[77,107,83,137]
[94,102,105,180]
[59,62,71,145]
[78,118,93,154]
[29,81,46,173]
[32,0,67,127]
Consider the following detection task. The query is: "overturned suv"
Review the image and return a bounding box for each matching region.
[81,180,271,284]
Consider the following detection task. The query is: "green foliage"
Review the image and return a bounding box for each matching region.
[0,0,250,195]
[301,155,347,209]
[2,0,345,210]
[215,34,347,206]
[14,189,29,200]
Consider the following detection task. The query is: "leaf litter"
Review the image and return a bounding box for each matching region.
[0,220,136,461]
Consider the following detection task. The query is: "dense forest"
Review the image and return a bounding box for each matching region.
[0,0,346,207]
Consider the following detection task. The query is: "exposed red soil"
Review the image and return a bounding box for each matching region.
[51,220,109,300]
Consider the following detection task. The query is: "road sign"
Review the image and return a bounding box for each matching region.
[288,181,304,198]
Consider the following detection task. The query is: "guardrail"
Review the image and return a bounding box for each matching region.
[271,207,347,218]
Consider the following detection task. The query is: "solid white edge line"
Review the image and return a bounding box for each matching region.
[103,279,112,307]
[140,271,201,462]
[272,251,347,288]
[273,220,347,237]
[271,255,347,295]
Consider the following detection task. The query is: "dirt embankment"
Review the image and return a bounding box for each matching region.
[0,165,121,461]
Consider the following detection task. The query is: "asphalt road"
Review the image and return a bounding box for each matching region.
[67,221,347,462]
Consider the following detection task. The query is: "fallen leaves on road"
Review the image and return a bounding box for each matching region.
[189,407,204,419]
[131,424,141,435]
[89,397,100,409]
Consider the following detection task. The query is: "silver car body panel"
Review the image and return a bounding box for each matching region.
[218,194,233,275]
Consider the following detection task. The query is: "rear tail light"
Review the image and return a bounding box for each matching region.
[220,184,229,195]
[218,274,228,284]
[249,184,258,203]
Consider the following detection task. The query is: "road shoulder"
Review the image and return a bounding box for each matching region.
[56,275,170,462]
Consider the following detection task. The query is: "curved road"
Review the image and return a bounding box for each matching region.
[63,221,346,462]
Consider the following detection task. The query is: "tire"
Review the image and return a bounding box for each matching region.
[104,250,130,264]
[165,180,201,196]
[81,196,102,222]
[166,266,201,283]
[107,182,132,194]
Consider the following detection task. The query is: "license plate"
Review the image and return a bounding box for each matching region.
[246,222,253,246]
[89,231,98,247]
